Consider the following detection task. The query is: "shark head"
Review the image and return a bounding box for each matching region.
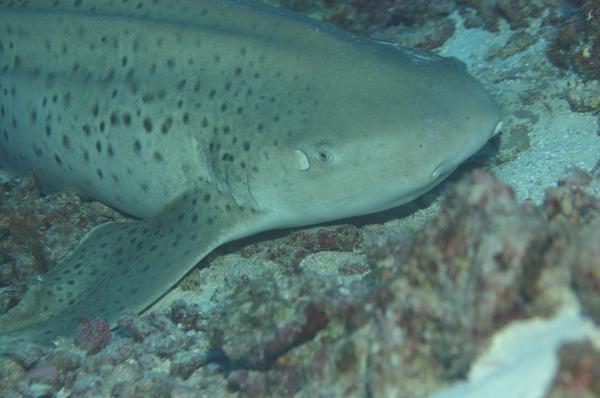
[248,42,502,228]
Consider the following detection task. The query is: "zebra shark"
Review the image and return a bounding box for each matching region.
[0,0,502,345]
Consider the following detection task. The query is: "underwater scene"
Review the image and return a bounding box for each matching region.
[0,0,599,397]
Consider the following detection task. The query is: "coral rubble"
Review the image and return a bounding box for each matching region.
[2,164,599,397]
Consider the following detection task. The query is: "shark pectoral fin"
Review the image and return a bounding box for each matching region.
[0,185,256,346]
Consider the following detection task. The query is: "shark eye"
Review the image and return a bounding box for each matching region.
[315,144,333,163]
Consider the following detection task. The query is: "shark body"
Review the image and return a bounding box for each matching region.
[0,0,502,344]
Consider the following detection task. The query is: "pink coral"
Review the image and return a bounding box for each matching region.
[75,318,111,353]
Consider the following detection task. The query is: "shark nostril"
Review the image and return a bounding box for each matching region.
[431,160,454,180]
[492,120,503,137]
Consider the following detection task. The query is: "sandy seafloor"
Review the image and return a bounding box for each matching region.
[432,12,600,397]
[1,2,600,398]
[435,14,600,396]
[440,12,600,204]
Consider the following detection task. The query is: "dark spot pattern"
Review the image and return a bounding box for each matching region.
[0,0,322,345]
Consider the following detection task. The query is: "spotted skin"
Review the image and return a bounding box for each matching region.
[0,0,502,345]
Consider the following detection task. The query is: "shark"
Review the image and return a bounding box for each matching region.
[0,0,502,345]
